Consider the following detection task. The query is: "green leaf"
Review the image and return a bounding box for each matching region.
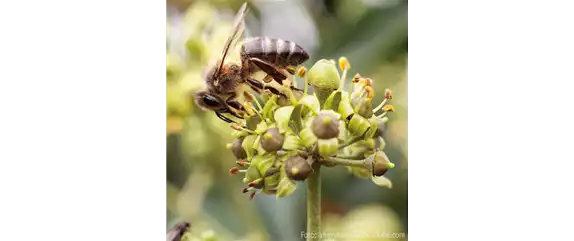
[298,95,320,115]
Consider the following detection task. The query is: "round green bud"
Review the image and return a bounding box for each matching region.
[260,128,284,152]
[372,151,394,177]
[284,156,313,181]
[311,112,340,139]
[307,59,341,104]
[307,59,340,90]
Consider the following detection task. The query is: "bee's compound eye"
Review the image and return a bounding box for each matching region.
[202,95,221,107]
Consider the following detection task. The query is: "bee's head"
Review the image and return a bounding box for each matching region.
[194,89,227,111]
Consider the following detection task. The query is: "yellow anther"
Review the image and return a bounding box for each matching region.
[243,102,255,116]
[338,57,351,71]
[364,86,375,99]
[384,89,393,100]
[352,73,362,83]
[297,66,307,77]
[382,105,395,112]
[244,91,255,102]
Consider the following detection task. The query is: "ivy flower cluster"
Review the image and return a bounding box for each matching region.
[226,57,396,200]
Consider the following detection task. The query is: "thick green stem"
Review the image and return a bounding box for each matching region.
[306,163,321,241]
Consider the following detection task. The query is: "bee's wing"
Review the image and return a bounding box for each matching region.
[213,2,248,79]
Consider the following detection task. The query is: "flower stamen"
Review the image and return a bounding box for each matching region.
[230,167,244,175]
[338,57,351,90]
[249,190,257,200]
[363,86,374,100]
[373,89,393,113]
[236,160,250,166]
[376,106,394,119]
[230,123,256,134]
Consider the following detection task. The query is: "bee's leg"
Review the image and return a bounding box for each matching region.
[245,77,287,98]
[248,58,287,84]
[227,99,255,117]
[262,75,274,83]
[216,112,237,124]
[227,100,245,111]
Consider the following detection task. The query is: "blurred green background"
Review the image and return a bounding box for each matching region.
[167,0,407,240]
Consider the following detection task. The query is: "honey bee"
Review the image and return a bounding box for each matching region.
[194,2,310,123]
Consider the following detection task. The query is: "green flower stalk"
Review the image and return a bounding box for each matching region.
[220,56,396,241]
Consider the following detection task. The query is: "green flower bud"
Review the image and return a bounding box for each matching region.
[371,151,395,177]
[307,59,340,104]
[318,138,338,157]
[311,111,341,139]
[230,137,247,159]
[299,127,318,148]
[284,155,313,181]
[348,114,371,137]
[260,128,284,152]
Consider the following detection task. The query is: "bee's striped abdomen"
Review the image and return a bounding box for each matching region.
[241,37,309,68]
